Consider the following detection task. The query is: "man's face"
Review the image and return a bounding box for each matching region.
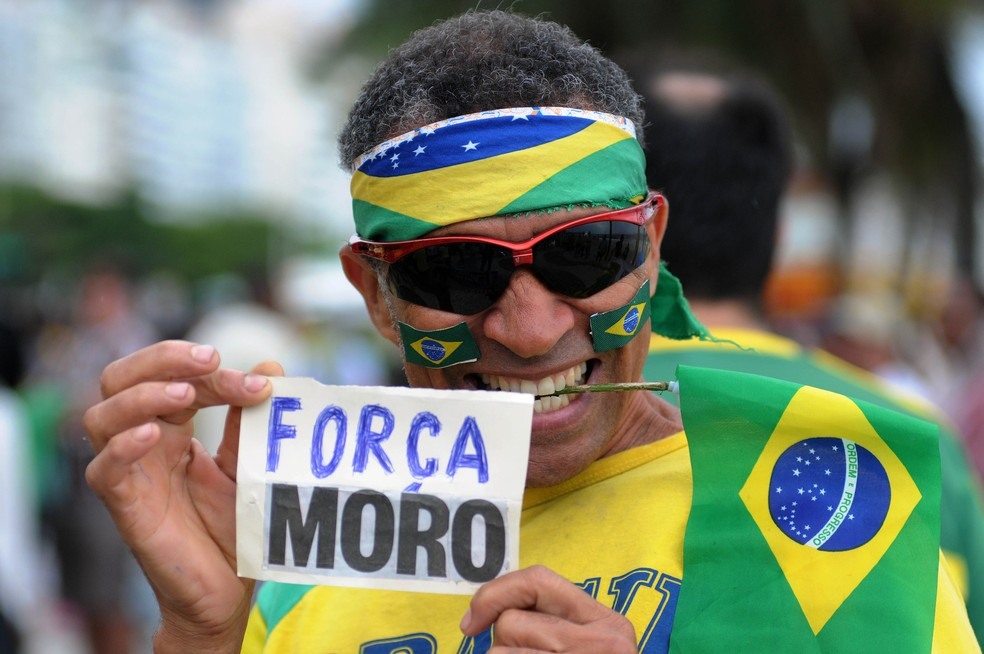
[343,203,670,487]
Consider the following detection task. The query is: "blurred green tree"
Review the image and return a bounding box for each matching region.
[0,185,277,284]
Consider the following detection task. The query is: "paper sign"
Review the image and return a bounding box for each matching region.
[237,378,534,594]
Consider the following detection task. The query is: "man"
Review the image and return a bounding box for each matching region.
[34,263,159,653]
[81,11,977,652]
[638,62,984,637]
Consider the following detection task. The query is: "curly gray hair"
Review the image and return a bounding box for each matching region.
[337,10,644,169]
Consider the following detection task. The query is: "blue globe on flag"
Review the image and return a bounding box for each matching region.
[622,306,640,335]
[420,339,447,362]
[768,437,891,551]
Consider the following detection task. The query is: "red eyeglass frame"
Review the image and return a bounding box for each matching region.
[350,192,664,264]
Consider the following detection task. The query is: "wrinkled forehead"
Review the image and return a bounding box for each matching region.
[429,201,625,241]
[349,107,649,242]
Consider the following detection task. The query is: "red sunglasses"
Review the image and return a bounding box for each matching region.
[351,193,663,315]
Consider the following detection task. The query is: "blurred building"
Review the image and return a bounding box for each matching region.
[0,0,360,239]
[950,9,984,286]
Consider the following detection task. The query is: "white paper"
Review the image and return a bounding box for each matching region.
[236,378,533,594]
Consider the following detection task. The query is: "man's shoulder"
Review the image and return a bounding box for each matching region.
[254,581,317,629]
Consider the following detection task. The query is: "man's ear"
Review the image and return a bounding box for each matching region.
[645,192,670,283]
[339,246,400,346]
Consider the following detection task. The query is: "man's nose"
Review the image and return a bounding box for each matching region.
[480,268,577,358]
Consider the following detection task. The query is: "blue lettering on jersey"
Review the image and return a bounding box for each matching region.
[361,632,437,653]
[358,567,681,653]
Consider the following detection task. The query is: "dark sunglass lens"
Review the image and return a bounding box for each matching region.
[534,221,649,297]
[387,243,513,314]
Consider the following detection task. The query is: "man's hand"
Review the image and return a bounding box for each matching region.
[82,340,280,653]
[460,565,638,652]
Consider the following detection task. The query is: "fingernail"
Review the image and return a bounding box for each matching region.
[133,423,155,442]
[165,382,190,399]
[190,437,208,456]
[190,344,215,364]
[459,608,471,632]
[243,374,268,392]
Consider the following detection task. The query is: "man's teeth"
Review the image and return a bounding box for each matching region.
[480,363,588,414]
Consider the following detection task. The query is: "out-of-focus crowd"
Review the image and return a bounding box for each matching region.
[0,261,402,654]
[817,273,984,479]
[0,246,982,654]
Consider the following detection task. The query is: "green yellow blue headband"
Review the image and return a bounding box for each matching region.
[350,107,648,242]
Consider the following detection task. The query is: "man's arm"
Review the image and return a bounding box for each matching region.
[82,340,279,653]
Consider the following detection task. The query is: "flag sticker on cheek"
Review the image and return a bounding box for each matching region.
[590,280,651,353]
[398,321,481,368]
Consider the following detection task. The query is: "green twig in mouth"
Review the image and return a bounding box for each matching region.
[546,381,673,397]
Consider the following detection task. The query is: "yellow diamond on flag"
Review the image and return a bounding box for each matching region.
[739,385,922,635]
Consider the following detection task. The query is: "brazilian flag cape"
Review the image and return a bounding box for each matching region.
[670,365,941,652]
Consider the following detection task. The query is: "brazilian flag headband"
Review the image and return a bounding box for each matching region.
[349,106,712,366]
[350,106,648,241]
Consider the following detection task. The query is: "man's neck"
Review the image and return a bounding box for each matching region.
[686,298,767,331]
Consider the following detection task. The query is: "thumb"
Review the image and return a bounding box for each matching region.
[215,360,286,480]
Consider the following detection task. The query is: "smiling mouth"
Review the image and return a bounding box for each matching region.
[477,362,590,413]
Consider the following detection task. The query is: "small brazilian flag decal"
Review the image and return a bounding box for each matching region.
[398,321,480,368]
[590,281,650,353]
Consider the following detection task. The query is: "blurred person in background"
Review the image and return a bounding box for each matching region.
[635,60,984,637]
[821,291,938,402]
[27,261,159,653]
[0,321,51,653]
[939,276,984,480]
[939,276,984,380]
[184,268,306,454]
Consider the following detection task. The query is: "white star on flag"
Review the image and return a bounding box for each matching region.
[414,146,426,156]
[462,140,479,151]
